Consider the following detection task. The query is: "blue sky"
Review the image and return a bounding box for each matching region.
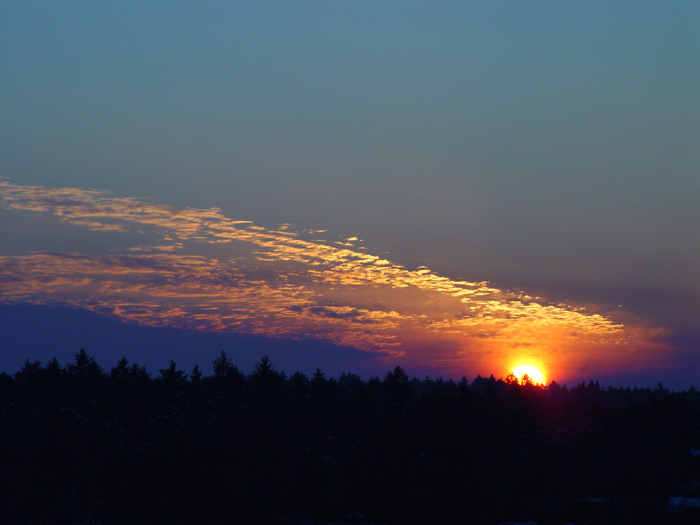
[1,2,699,386]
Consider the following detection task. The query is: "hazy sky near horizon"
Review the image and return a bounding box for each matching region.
[1,2,699,385]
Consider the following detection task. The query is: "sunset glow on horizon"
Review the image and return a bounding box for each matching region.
[0,180,672,382]
[512,365,547,386]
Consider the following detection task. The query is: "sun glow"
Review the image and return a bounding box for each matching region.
[511,365,546,386]
[0,181,673,380]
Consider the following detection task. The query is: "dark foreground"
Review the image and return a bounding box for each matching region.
[3,350,700,524]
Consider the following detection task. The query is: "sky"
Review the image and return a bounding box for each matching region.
[1,2,699,387]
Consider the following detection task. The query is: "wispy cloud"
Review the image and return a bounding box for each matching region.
[0,180,669,380]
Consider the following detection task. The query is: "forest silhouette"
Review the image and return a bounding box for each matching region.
[3,349,700,524]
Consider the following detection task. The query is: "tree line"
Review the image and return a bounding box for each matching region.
[2,349,700,524]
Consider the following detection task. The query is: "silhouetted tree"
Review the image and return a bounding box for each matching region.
[1,353,699,523]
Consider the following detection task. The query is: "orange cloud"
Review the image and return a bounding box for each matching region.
[0,180,670,381]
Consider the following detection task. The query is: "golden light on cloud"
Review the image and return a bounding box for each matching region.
[0,180,671,381]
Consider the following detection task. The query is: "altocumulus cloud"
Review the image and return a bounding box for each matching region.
[0,180,670,381]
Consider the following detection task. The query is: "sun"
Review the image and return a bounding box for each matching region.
[511,365,546,386]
